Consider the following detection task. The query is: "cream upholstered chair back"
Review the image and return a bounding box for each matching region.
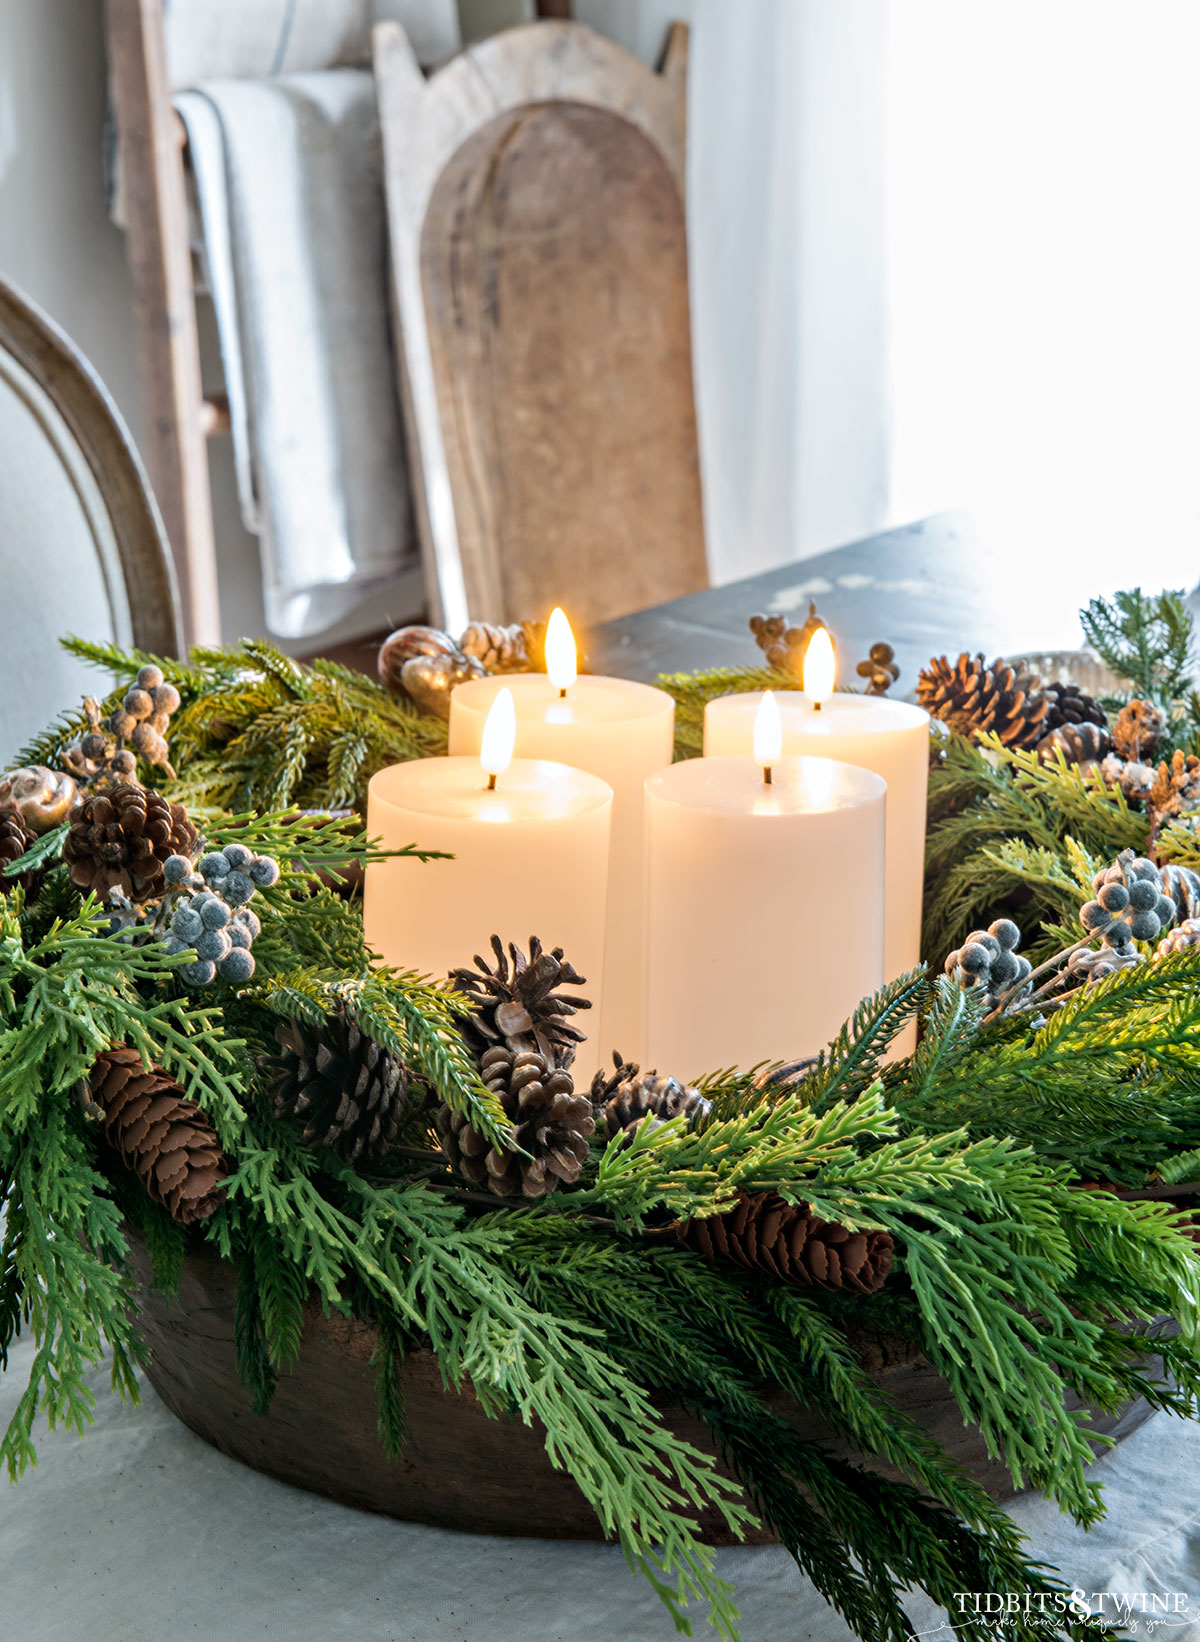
[0,278,181,763]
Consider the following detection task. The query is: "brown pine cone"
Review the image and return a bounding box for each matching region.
[1041,681,1107,732]
[1148,750,1200,828]
[1111,699,1166,762]
[459,619,547,674]
[450,935,591,1064]
[679,1191,894,1293]
[435,1045,595,1198]
[1035,720,1112,766]
[258,1007,410,1163]
[0,808,39,892]
[89,1044,227,1222]
[590,1053,711,1141]
[63,784,197,904]
[916,653,1049,749]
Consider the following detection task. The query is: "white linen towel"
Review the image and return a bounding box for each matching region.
[177,71,415,639]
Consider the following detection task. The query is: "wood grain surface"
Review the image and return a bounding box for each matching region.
[128,1230,1161,1538]
[376,20,707,631]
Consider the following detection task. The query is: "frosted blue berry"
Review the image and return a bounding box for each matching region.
[227,922,252,950]
[1128,879,1158,912]
[1129,910,1162,942]
[181,959,216,987]
[959,943,991,974]
[223,871,254,905]
[988,919,1021,951]
[1131,857,1160,881]
[943,949,961,976]
[198,851,229,881]
[218,949,256,984]
[222,843,253,871]
[1157,895,1176,925]
[991,950,1019,986]
[1080,901,1109,931]
[162,935,189,956]
[194,927,233,962]
[171,906,203,943]
[1098,883,1129,912]
[235,908,262,941]
[248,855,280,887]
[199,897,230,930]
[163,854,192,886]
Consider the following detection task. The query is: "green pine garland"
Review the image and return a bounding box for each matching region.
[8,599,1200,1640]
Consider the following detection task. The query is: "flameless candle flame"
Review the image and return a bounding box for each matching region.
[480,687,516,789]
[545,607,578,696]
[804,626,835,710]
[754,689,783,783]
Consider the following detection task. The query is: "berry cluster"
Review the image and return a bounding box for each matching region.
[161,842,279,987]
[63,666,182,786]
[943,918,1032,1008]
[1072,851,1176,984]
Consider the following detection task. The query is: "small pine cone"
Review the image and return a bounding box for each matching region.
[89,1045,227,1222]
[1148,750,1200,827]
[436,1045,595,1198]
[450,935,591,1063]
[0,807,40,891]
[459,620,546,674]
[1111,699,1166,762]
[679,1192,894,1294]
[1035,721,1112,766]
[259,1008,410,1162]
[1099,752,1156,805]
[1041,681,1107,732]
[590,1053,711,1140]
[64,784,197,904]
[916,653,1049,749]
[1158,917,1200,956]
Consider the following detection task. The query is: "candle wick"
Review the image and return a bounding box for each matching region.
[486,772,498,791]
[763,766,773,785]
[559,687,568,699]
[813,700,822,712]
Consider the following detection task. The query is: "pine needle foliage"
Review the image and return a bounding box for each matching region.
[655,664,793,760]
[1079,586,1194,701]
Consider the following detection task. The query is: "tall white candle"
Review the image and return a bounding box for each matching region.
[703,636,928,986]
[366,690,614,1075]
[448,613,674,1064]
[645,702,886,1077]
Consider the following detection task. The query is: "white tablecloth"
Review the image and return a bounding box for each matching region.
[3,1332,1200,1642]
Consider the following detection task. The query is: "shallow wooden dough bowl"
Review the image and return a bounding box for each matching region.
[128,1232,1163,1543]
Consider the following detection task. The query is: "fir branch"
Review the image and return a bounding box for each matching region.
[1080,587,1195,700]
[656,665,793,760]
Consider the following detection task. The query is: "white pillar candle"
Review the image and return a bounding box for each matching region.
[365,690,613,1076]
[644,729,886,1078]
[703,656,928,986]
[447,614,674,1064]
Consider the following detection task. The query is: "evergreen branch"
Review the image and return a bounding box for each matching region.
[1079,587,1195,700]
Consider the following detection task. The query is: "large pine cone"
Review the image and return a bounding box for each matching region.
[591,1053,711,1141]
[259,1007,409,1163]
[0,808,39,892]
[64,783,197,903]
[436,1045,595,1198]
[459,619,546,673]
[679,1191,894,1293]
[89,1044,227,1222]
[916,653,1050,749]
[450,935,591,1064]
[1041,681,1106,732]
[1035,720,1111,766]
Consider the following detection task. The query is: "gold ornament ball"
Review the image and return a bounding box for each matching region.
[0,764,78,833]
